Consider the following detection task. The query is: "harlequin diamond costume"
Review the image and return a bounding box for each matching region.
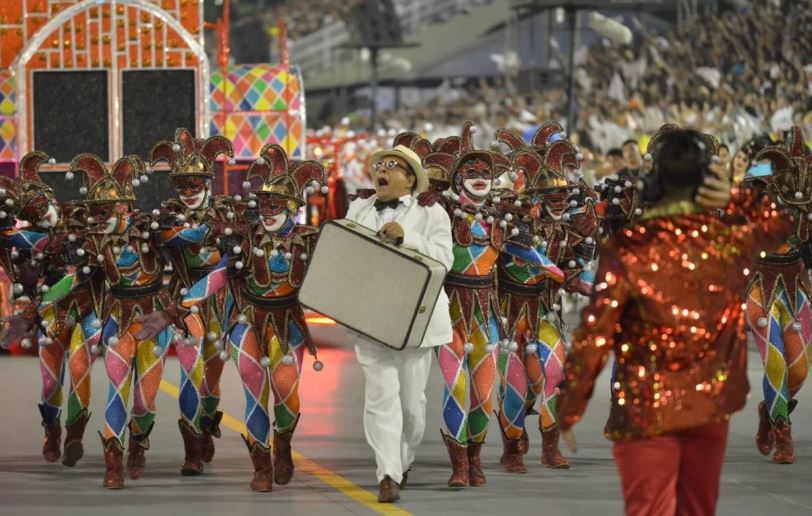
[149,128,235,473]
[490,125,596,473]
[190,144,325,492]
[68,154,196,489]
[437,122,510,488]
[0,152,100,466]
[745,126,812,464]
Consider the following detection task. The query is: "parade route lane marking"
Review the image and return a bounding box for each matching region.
[159,379,413,516]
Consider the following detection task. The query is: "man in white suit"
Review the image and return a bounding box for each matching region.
[344,144,453,503]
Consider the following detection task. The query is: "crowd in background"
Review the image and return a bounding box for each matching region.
[266,0,357,39]
[309,0,811,190]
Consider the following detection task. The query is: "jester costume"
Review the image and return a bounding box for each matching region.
[436,123,508,488]
[491,125,597,472]
[746,127,812,465]
[180,143,325,492]
[150,129,235,473]
[0,152,100,466]
[68,154,197,489]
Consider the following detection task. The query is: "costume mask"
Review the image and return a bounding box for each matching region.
[259,195,296,233]
[175,176,209,209]
[458,158,492,198]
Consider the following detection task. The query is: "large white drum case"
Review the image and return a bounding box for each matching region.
[298,219,448,350]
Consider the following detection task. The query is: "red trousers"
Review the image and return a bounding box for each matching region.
[612,421,729,516]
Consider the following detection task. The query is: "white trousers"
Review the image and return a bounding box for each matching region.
[354,339,433,483]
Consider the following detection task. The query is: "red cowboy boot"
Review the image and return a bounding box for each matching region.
[126,422,153,479]
[42,423,61,463]
[772,418,795,464]
[243,435,273,492]
[467,442,487,486]
[178,419,204,476]
[200,410,223,464]
[62,410,90,467]
[273,429,295,485]
[541,426,570,469]
[100,434,125,489]
[755,401,774,456]
[498,416,528,474]
[442,432,469,488]
[519,428,530,455]
[38,404,60,462]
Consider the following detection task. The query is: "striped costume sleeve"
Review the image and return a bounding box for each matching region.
[0,228,50,252]
[161,223,211,247]
[181,255,229,308]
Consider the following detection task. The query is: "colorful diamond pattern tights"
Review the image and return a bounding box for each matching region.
[747,281,812,422]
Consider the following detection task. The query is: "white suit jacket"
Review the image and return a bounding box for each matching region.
[344,194,453,348]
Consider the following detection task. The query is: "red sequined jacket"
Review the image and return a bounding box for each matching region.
[558,187,795,440]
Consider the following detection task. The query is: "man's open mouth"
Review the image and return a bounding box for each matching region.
[377,178,389,187]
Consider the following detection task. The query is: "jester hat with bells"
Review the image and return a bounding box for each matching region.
[448,121,496,196]
[432,120,474,160]
[424,152,455,189]
[244,143,327,207]
[523,139,579,192]
[756,125,812,208]
[70,153,139,205]
[0,151,57,225]
[149,127,234,179]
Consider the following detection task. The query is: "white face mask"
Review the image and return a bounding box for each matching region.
[36,204,59,229]
[180,188,209,210]
[545,204,563,221]
[261,213,288,233]
[104,214,120,234]
[463,177,492,197]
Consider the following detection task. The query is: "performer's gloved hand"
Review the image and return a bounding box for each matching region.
[50,232,85,265]
[158,211,180,230]
[1,305,37,349]
[17,260,40,296]
[378,222,404,245]
[134,311,175,341]
[0,212,14,229]
[569,208,598,238]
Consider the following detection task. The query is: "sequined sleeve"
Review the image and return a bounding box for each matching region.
[558,240,632,430]
[730,184,796,256]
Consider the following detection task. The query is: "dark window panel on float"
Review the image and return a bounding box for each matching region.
[121,70,196,211]
[122,69,196,159]
[33,70,109,162]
